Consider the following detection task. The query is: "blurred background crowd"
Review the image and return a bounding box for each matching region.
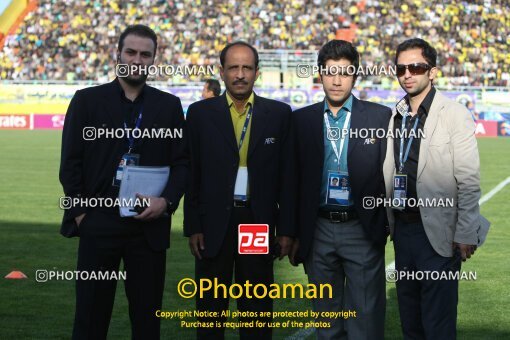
[0,0,508,86]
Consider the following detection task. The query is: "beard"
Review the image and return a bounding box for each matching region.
[117,55,150,86]
[122,74,148,86]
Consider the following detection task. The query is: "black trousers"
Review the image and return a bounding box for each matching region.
[195,207,274,340]
[72,210,166,340]
[393,218,461,340]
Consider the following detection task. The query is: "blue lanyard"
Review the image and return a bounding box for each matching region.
[324,110,351,170]
[124,105,143,153]
[399,113,419,173]
[238,105,253,151]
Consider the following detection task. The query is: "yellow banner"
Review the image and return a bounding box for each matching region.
[0,84,82,114]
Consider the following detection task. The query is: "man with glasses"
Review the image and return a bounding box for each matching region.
[383,38,484,339]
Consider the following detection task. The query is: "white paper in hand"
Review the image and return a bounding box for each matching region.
[118,166,170,217]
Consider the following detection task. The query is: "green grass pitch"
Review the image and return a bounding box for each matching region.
[0,131,508,339]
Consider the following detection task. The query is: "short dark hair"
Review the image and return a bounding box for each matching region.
[220,41,259,68]
[205,79,221,97]
[118,25,158,55]
[318,40,360,74]
[395,38,437,67]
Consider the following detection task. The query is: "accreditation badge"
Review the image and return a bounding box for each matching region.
[392,173,407,210]
[234,166,249,201]
[112,153,140,187]
[326,171,350,206]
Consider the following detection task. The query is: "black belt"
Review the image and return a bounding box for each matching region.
[233,200,250,208]
[394,210,422,223]
[318,209,358,223]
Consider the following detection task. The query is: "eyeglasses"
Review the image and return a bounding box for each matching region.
[396,63,431,77]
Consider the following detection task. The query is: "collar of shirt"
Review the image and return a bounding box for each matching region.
[226,91,255,116]
[115,77,146,104]
[324,94,353,121]
[396,86,436,118]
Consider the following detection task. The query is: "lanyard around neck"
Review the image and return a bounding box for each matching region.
[398,113,419,173]
[123,105,143,153]
[324,110,351,169]
[237,105,253,151]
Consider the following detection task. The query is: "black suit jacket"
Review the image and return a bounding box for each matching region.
[184,93,295,258]
[293,96,391,263]
[59,80,187,251]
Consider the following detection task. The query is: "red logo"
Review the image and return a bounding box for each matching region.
[238,224,269,254]
[0,115,29,129]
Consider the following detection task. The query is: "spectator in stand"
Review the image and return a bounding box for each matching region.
[0,0,508,86]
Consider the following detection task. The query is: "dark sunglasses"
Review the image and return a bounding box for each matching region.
[396,63,431,77]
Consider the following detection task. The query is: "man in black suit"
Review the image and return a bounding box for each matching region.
[59,25,187,339]
[289,40,391,339]
[184,41,295,339]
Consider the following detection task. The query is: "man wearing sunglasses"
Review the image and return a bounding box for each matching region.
[383,38,483,339]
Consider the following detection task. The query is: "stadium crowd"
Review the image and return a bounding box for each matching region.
[0,0,508,86]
